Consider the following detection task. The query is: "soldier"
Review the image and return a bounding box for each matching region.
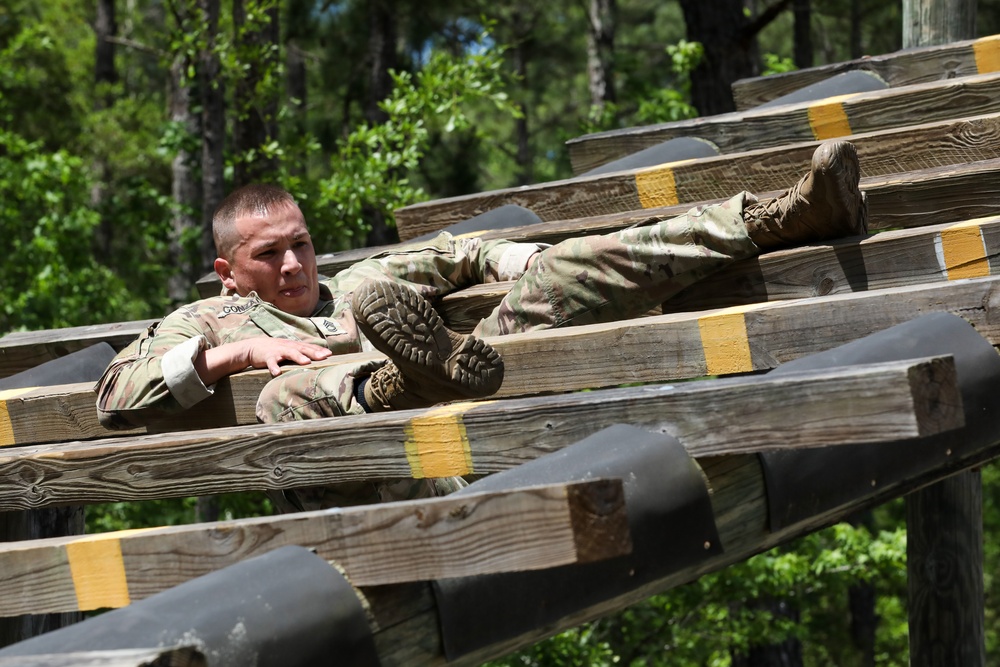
[96,139,866,507]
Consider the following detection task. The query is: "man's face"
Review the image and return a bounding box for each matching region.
[215,203,321,317]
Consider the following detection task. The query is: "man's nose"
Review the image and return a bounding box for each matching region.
[281,250,303,274]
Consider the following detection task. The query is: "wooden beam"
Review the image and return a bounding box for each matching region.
[184,155,1000,296]
[245,155,1000,293]
[367,432,1000,665]
[566,72,1000,175]
[0,356,962,509]
[395,113,1000,239]
[0,479,627,616]
[730,34,1000,111]
[664,214,1000,312]
[14,209,1000,383]
[0,321,156,380]
[5,273,999,449]
[0,647,206,667]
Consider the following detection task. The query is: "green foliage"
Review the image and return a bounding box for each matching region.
[310,31,520,247]
[762,53,798,76]
[87,493,274,533]
[640,40,702,123]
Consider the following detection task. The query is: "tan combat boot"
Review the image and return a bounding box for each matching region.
[353,280,504,412]
[744,139,868,250]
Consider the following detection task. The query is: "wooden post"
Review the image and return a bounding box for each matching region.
[902,0,976,48]
[901,4,984,665]
[906,472,985,665]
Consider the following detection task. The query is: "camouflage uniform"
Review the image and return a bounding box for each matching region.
[96,194,758,509]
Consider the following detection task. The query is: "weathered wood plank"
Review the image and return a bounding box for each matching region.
[0,357,962,509]
[0,480,628,616]
[18,207,1000,383]
[7,271,1000,449]
[566,72,1000,175]
[0,321,157,380]
[395,113,1000,239]
[730,34,1000,111]
[0,647,205,667]
[368,431,1000,666]
[664,214,1000,312]
[0,287,503,380]
[185,155,1000,298]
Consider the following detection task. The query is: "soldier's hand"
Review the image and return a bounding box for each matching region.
[240,337,333,376]
[198,337,332,385]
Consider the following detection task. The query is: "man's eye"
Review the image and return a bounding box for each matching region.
[256,250,275,259]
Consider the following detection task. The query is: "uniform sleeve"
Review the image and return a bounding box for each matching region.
[324,232,547,298]
[95,308,219,430]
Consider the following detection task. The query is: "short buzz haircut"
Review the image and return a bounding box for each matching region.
[213,183,298,260]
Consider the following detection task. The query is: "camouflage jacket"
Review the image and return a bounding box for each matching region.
[95,233,542,429]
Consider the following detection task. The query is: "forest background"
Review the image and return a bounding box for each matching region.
[4,0,1000,665]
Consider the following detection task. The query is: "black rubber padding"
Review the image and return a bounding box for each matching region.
[0,342,117,390]
[0,546,382,667]
[578,136,721,177]
[753,70,888,110]
[760,312,1000,530]
[408,204,543,243]
[433,424,720,660]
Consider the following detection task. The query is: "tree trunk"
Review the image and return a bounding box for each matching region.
[513,37,532,187]
[91,0,117,262]
[730,598,804,667]
[850,0,863,59]
[232,0,280,189]
[199,0,226,269]
[586,0,617,110]
[677,0,756,115]
[363,0,400,248]
[793,0,812,68]
[902,0,976,48]
[168,50,202,306]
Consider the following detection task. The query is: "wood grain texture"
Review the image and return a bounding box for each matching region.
[0,480,628,615]
[0,320,157,380]
[5,271,1000,449]
[730,35,993,110]
[567,72,1000,174]
[368,435,1000,666]
[395,113,1000,239]
[907,470,986,666]
[663,214,1000,312]
[0,357,962,510]
[188,151,1000,299]
[44,205,1000,380]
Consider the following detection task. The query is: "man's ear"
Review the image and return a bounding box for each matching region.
[215,257,238,292]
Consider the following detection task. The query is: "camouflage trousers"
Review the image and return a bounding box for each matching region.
[260,193,758,510]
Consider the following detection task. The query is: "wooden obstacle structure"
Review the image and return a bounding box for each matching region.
[3,30,1000,667]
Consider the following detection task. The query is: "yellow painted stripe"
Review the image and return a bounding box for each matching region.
[64,528,157,610]
[0,387,36,447]
[807,94,855,140]
[697,306,760,376]
[66,536,130,610]
[974,36,1000,73]
[940,222,990,280]
[635,165,679,208]
[405,402,488,478]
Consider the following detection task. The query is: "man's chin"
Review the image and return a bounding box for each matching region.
[276,295,318,317]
